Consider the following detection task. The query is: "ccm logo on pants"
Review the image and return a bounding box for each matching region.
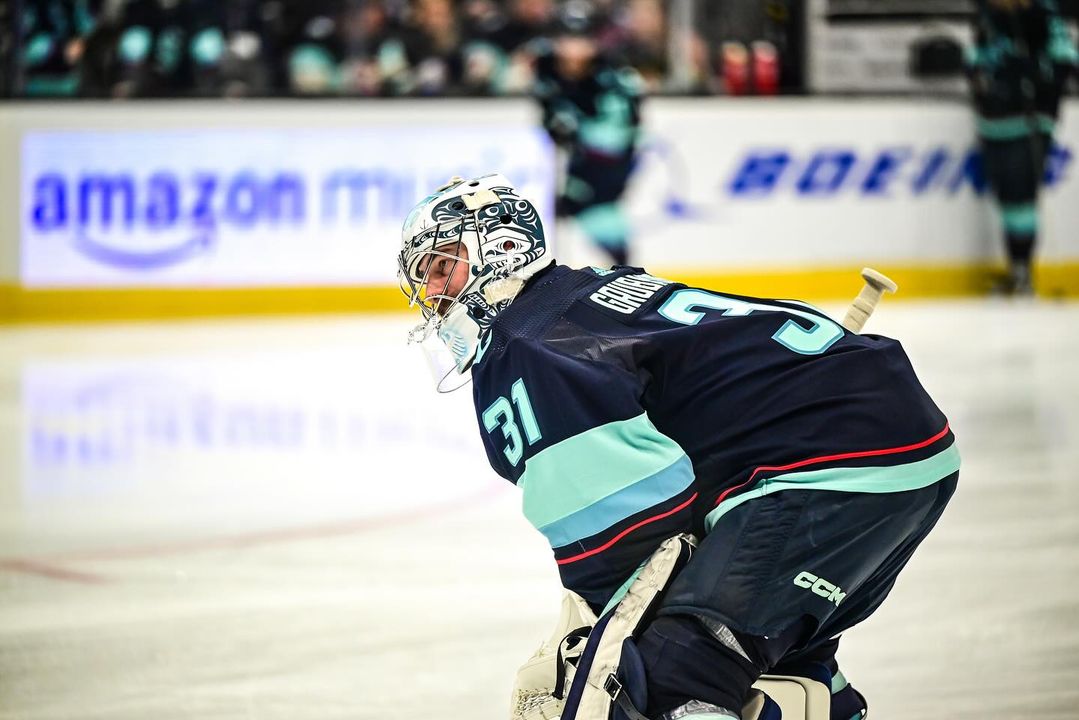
[793,571,846,606]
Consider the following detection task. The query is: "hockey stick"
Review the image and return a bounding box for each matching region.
[842,268,898,333]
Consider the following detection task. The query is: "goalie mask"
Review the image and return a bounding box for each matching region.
[398,173,551,390]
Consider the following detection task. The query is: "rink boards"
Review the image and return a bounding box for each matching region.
[1,98,1077,321]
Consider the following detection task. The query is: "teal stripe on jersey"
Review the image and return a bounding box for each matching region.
[976,114,1056,140]
[520,413,692,533]
[832,669,849,694]
[705,442,960,531]
[537,454,695,547]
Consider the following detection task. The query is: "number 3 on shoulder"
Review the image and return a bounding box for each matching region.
[659,288,843,355]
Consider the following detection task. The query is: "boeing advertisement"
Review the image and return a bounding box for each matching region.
[619,103,1079,269]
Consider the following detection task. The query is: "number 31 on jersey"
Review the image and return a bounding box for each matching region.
[482,378,542,467]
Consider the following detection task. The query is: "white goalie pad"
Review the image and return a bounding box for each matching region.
[510,535,696,720]
[509,534,834,720]
[511,590,599,720]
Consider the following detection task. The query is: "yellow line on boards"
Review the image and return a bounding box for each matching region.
[0,285,407,324]
[656,262,1079,301]
[1,263,1076,323]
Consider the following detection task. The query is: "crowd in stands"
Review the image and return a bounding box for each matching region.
[5,0,797,98]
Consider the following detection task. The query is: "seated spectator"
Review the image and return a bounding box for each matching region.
[13,0,734,99]
[394,0,466,95]
[491,0,555,55]
[20,0,100,97]
[490,0,558,93]
[620,0,668,90]
[280,0,344,95]
[456,0,513,95]
[82,0,230,98]
[217,0,274,97]
[336,0,399,96]
[615,0,710,93]
[288,42,338,94]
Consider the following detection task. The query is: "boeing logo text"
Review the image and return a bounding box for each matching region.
[727,144,1072,198]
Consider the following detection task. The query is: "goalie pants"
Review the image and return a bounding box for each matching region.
[636,472,958,716]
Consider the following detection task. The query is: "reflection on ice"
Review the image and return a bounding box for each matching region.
[24,357,476,476]
[6,317,497,543]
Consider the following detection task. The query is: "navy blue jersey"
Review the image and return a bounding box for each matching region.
[471,265,959,609]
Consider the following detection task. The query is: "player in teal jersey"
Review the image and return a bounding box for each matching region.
[967,0,1078,294]
[532,2,642,266]
[398,174,959,720]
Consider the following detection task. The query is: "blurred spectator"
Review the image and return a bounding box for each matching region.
[618,0,667,89]
[76,1,126,95]
[104,0,228,97]
[460,0,503,38]
[491,0,556,55]
[456,0,516,94]
[218,0,274,97]
[612,0,709,93]
[19,0,101,96]
[397,0,466,94]
[0,2,11,96]
[6,0,811,99]
[486,0,558,92]
[76,0,275,98]
[278,0,347,95]
[336,1,399,95]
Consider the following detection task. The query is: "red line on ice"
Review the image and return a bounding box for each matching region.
[0,484,504,584]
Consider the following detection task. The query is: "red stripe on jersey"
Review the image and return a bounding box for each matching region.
[556,492,698,566]
[715,423,952,507]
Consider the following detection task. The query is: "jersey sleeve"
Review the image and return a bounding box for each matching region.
[475,337,696,610]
